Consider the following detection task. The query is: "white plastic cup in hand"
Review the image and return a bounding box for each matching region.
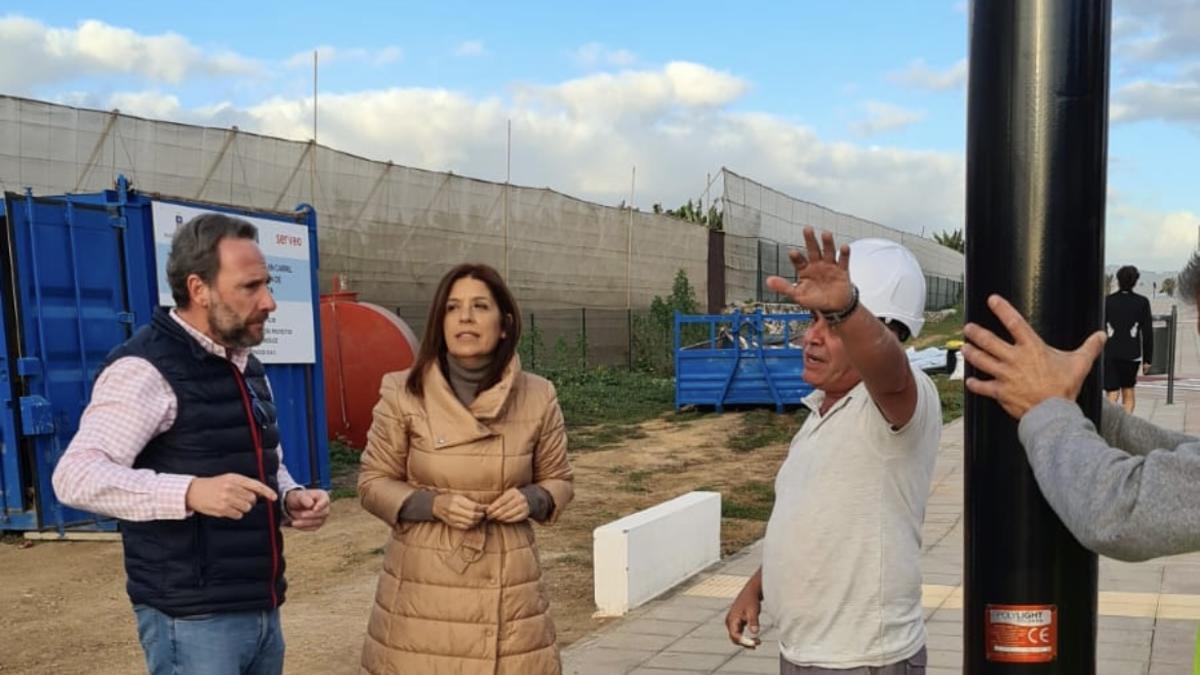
[737,627,760,649]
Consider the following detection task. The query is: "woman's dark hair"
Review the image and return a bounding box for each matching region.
[1116,265,1140,292]
[406,263,521,398]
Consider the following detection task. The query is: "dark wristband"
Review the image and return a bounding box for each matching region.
[818,284,860,326]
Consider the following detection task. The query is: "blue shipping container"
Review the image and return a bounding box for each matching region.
[674,310,814,412]
[0,177,330,533]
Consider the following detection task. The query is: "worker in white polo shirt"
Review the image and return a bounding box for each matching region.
[725,227,942,674]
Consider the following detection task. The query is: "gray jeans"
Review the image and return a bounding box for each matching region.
[779,647,927,675]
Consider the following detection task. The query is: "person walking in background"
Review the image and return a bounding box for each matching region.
[357,263,574,674]
[1104,265,1154,413]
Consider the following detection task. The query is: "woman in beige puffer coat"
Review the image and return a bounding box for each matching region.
[358,263,573,675]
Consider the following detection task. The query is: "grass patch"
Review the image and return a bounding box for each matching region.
[540,367,673,451]
[330,487,357,501]
[933,374,964,424]
[571,424,649,451]
[722,481,776,521]
[327,438,361,495]
[543,367,674,428]
[618,469,653,493]
[329,439,359,472]
[913,303,964,349]
[727,409,807,452]
[667,409,711,424]
[556,554,588,566]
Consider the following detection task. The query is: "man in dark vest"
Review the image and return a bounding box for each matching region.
[53,213,331,675]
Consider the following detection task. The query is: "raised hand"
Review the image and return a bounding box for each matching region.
[764,226,854,312]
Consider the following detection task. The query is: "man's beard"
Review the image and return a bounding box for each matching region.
[208,299,267,349]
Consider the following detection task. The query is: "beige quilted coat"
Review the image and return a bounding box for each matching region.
[358,356,573,675]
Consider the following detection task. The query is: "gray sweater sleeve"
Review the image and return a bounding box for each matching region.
[520,484,555,523]
[397,489,438,522]
[1099,399,1195,457]
[1019,398,1200,561]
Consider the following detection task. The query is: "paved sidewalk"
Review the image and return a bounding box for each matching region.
[563,301,1200,675]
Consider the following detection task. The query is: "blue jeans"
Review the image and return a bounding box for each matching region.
[133,605,285,675]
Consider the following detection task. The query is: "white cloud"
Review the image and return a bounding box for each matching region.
[1107,200,1200,271]
[572,42,637,68]
[455,40,486,57]
[285,44,402,68]
[1114,0,1200,64]
[373,46,403,65]
[851,101,925,137]
[607,49,637,67]
[888,58,967,91]
[1106,2,1200,130]
[48,89,253,128]
[519,61,750,121]
[0,16,261,91]
[1111,66,1200,126]
[107,91,184,119]
[284,46,330,68]
[1112,15,1145,43]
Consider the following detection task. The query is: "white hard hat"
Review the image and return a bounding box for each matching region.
[847,238,926,338]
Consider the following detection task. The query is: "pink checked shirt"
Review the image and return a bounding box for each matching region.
[51,310,299,521]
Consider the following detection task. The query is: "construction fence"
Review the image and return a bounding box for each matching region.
[0,97,966,365]
[741,236,963,310]
[398,306,677,374]
[720,169,964,310]
[0,95,709,317]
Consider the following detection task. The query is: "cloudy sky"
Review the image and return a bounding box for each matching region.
[1,1,1198,271]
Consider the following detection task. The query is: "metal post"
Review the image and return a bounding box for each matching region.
[312,50,318,206]
[530,312,537,372]
[313,51,318,144]
[965,1,1110,672]
[756,242,763,302]
[628,307,634,370]
[581,307,588,369]
[504,119,510,279]
[627,166,635,311]
[1168,305,1177,405]
[775,242,782,303]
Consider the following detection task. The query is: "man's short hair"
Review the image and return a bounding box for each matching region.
[1116,265,1139,292]
[165,213,258,308]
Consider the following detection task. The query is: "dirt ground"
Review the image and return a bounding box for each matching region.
[0,410,794,674]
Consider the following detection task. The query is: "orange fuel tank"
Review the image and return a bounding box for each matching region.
[320,280,420,449]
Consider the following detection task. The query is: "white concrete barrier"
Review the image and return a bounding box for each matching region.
[592,491,722,616]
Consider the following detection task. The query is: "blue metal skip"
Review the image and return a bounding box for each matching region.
[0,178,330,533]
[674,310,814,413]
